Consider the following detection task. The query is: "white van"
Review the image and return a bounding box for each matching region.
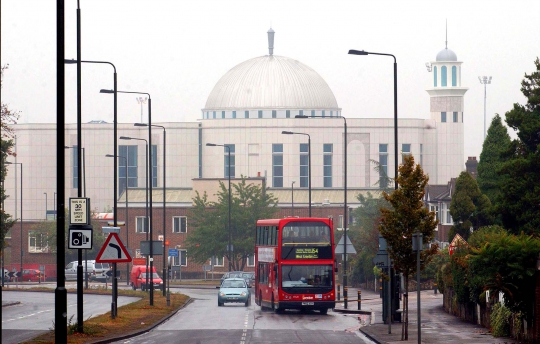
[65,260,96,281]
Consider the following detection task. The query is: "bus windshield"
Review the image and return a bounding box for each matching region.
[282,221,331,246]
[281,264,333,288]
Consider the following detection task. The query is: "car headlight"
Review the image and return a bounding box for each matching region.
[240,291,247,297]
[219,292,226,297]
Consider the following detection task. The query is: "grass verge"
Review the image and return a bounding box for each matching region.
[17,288,189,344]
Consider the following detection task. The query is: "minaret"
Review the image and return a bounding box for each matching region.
[267,28,275,56]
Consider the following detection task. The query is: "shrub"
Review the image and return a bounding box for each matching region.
[490,303,511,337]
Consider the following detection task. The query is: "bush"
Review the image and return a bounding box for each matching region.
[490,303,511,337]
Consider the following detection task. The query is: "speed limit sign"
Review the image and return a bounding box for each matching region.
[69,198,90,225]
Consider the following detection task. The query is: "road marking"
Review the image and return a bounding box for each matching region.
[240,307,249,344]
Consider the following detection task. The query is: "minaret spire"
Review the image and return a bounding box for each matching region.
[445,19,448,49]
[267,28,275,56]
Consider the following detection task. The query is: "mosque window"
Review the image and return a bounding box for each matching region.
[272,144,283,188]
[379,144,388,189]
[330,111,333,117]
[232,111,236,119]
[322,110,326,117]
[323,144,333,188]
[286,110,290,118]
[452,66,457,86]
[258,110,263,118]
[119,145,138,196]
[453,112,458,123]
[205,112,209,119]
[224,144,235,178]
[311,110,315,118]
[213,111,216,119]
[441,66,447,87]
[222,111,225,119]
[272,110,277,118]
[300,144,309,188]
[433,66,437,87]
[401,144,411,164]
[245,110,249,118]
[441,112,447,123]
[299,110,304,116]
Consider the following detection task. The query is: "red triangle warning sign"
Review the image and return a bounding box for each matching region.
[96,233,132,263]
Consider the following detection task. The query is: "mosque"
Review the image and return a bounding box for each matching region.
[3,29,467,274]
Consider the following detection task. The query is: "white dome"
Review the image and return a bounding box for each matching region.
[203,55,339,111]
[436,48,458,62]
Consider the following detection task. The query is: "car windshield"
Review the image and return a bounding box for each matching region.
[242,273,253,279]
[229,272,243,278]
[140,273,160,279]
[221,280,246,288]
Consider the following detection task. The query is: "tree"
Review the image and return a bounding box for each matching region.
[498,58,540,235]
[477,114,511,206]
[379,155,438,340]
[30,209,107,262]
[186,177,278,271]
[449,171,493,241]
[1,64,20,249]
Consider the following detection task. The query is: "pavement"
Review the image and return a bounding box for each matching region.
[333,287,520,344]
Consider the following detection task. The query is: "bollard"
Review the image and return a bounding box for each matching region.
[337,283,341,301]
[434,282,438,294]
[344,286,348,309]
[358,290,362,310]
[379,278,383,298]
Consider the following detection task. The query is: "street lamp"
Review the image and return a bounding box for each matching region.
[136,97,148,123]
[44,192,48,220]
[66,57,118,318]
[206,143,232,271]
[65,145,88,289]
[135,122,167,296]
[479,76,492,140]
[282,131,311,217]
[295,114,348,308]
[106,154,129,286]
[102,89,154,305]
[348,49,398,331]
[119,135,151,297]
[6,162,23,279]
[291,181,295,216]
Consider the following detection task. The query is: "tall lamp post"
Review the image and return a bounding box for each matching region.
[281,131,311,217]
[44,192,48,220]
[479,76,492,140]
[103,89,154,305]
[6,162,23,279]
[66,58,118,318]
[106,154,129,285]
[65,146,88,288]
[206,143,232,271]
[135,122,167,296]
[291,181,295,216]
[348,49,398,331]
[120,136,150,294]
[295,114,348,308]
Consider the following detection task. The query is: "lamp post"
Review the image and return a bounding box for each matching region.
[65,146,88,289]
[478,76,492,140]
[44,192,48,220]
[135,122,167,296]
[291,181,295,216]
[106,154,129,285]
[120,136,150,294]
[66,57,118,318]
[281,131,311,217]
[348,49,398,331]
[6,162,23,280]
[53,192,57,219]
[206,143,232,271]
[103,89,153,305]
[295,114,348,307]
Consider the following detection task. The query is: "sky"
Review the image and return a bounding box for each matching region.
[1,0,539,160]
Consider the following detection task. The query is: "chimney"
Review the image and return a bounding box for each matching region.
[465,157,478,179]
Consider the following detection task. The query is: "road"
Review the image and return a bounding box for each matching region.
[1,290,140,344]
[118,288,374,344]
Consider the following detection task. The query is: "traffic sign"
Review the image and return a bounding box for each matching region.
[8,271,21,278]
[168,248,179,257]
[335,235,357,254]
[372,251,392,268]
[68,225,93,249]
[69,198,90,225]
[96,233,132,263]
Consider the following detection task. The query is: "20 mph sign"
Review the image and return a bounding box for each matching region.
[69,198,90,225]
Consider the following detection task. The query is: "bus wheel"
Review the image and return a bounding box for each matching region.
[320,308,328,315]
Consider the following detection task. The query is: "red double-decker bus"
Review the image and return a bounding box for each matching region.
[254,217,336,314]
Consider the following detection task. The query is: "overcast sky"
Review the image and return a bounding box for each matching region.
[2,0,539,160]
